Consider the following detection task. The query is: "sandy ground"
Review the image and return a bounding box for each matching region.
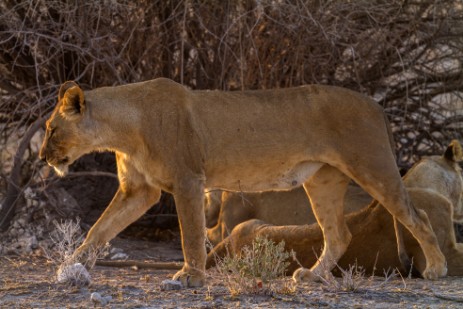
[1,236,463,308]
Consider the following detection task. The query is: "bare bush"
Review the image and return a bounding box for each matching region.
[1,0,462,229]
[214,236,293,295]
[45,218,108,286]
[47,219,84,264]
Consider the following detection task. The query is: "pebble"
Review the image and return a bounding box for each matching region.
[57,263,91,286]
[111,252,129,260]
[110,247,124,254]
[23,187,34,199]
[91,292,113,306]
[160,279,183,291]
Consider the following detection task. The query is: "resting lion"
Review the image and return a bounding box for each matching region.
[206,184,371,245]
[207,141,463,276]
[39,78,446,287]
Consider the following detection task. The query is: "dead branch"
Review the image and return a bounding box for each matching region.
[95,259,183,270]
[0,114,48,231]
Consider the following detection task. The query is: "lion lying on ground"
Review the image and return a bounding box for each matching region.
[206,184,371,245]
[207,141,463,276]
[39,78,446,287]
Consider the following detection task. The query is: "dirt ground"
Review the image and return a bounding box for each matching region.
[1,236,463,309]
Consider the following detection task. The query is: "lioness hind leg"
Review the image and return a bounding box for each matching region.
[345,164,447,280]
[293,164,351,283]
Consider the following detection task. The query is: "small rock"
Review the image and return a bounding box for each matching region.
[110,252,129,260]
[91,292,112,305]
[23,187,35,200]
[29,235,38,250]
[160,279,183,291]
[16,228,25,236]
[16,218,26,226]
[110,247,124,254]
[57,263,91,286]
[9,228,17,237]
[90,292,113,306]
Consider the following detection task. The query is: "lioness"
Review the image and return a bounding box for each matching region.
[39,78,446,287]
[206,141,463,276]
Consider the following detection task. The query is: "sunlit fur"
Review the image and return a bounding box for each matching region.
[39,78,447,287]
[206,140,463,244]
[207,141,463,276]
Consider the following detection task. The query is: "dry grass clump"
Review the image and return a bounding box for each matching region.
[214,236,294,295]
[44,218,108,286]
[213,236,403,296]
[312,256,401,293]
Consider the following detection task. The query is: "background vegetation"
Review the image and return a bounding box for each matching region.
[1,0,462,232]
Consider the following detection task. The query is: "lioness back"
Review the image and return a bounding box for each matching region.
[189,84,386,192]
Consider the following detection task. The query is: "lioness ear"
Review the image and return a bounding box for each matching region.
[444,140,463,162]
[58,81,85,119]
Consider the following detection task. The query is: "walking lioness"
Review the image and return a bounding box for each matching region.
[39,78,446,287]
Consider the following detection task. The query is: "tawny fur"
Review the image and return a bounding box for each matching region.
[207,142,463,276]
[206,141,463,244]
[206,184,371,245]
[39,78,446,286]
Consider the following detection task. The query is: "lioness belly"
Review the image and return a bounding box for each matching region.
[205,161,323,192]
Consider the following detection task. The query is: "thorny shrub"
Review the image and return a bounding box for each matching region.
[214,236,294,295]
[319,262,401,293]
[1,0,462,233]
[44,218,108,286]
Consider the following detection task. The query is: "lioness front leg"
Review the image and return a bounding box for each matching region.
[293,164,351,283]
[172,179,207,287]
[72,158,161,267]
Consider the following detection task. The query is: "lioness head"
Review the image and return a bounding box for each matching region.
[444,140,463,221]
[39,81,94,176]
[404,139,463,222]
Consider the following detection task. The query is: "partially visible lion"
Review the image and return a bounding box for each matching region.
[207,141,463,276]
[40,78,446,287]
[206,184,371,245]
[402,140,463,222]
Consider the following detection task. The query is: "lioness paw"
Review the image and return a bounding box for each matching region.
[422,261,447,280]
[172,269,205,288]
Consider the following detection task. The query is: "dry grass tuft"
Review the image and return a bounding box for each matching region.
[213,236,294,295]
[44,218,108,286]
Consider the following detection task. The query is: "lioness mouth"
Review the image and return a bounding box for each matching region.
[57,157,70,165]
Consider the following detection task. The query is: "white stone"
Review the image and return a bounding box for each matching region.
[91,292,112,306]
[110,252,129,260]
[57,263,91,286]
[110,247,124,254]
[160,279,183,291]
[91,292,105,305]
[23,187,35,200]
